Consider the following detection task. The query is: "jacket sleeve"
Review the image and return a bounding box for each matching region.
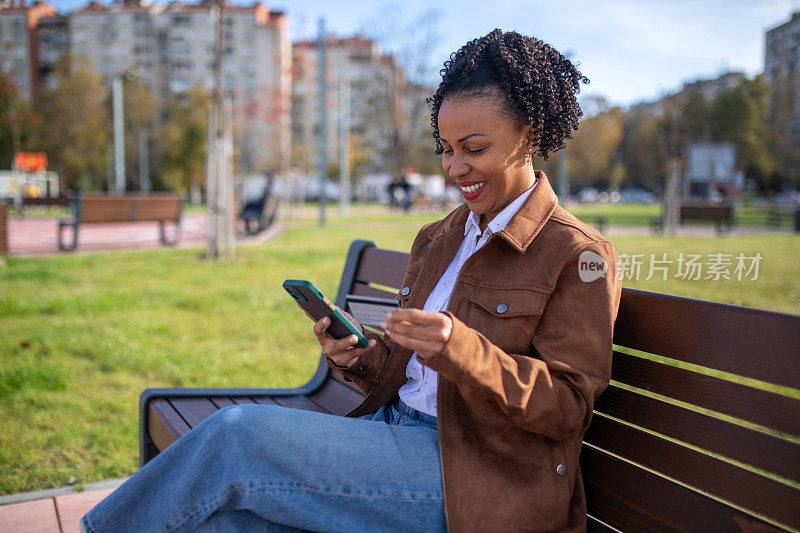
[417,240,622,441]
[325,331,392,395]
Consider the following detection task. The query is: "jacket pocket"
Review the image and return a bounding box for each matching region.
[467,286,548,354]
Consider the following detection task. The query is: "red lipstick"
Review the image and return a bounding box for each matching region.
[457,181,486,201]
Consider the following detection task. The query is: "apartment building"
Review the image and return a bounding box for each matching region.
[765,11,800,176]
[291,35,396,173]
[68,0,290,173]
[0,0,56,102]
[36,12,68,91]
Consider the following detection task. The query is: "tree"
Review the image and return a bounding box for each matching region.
[766,73,800,188]
[160,87,212,195]
[618,108,664,189]
[710,77,774,183]
[566,97,626,188]
[37,55,109,190]
[119,76,157,191]
[0,73,41,170]
[360,5,441,184]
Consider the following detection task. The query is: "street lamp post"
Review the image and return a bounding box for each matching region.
[112,75,125,193]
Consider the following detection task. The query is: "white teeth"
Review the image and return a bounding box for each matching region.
[460,182,485,193]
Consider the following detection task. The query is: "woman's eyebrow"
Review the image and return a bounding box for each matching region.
[440,133,488,144]
[458,133,487,143]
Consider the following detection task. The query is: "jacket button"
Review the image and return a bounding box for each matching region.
[401,287,410,296]
[496,303,508,314]
[556,464,567,476]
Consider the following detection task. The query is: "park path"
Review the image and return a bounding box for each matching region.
[7,213,208,255]
[0,479,126,533]
[6,212,284,256]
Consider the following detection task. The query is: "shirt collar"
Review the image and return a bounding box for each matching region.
[464,178,539,237]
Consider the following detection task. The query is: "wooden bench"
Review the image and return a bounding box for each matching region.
[652,204,734,235]
[58,193,182,251]
[140,239,800,531]
[0,203,7,255]
[577,215,607,234]
[239,189,278,236]
[19,193,74,215]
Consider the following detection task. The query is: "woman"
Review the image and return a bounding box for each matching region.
[82,30,620,532]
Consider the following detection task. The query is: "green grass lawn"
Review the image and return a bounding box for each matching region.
[0,212,798,495]
[567,203,796,228]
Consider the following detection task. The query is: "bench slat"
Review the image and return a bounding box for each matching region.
[148,399,190,452]
[134,198,181,222]
[271,395,329,413]
[611,350,800,435]
[168,398,219,428]
[613,289,800,389]
[354,248,408,289]
[251,396,278,405]
[581,446,782,532]
[348,281,398,300]
[593,386,800,481]
[80,198,134,223]
[309,376,365,415]
[233,397,257,404]
[210,397,236,408]
[585,415,800,529]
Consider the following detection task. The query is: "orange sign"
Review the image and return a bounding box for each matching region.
[14,152,48,172]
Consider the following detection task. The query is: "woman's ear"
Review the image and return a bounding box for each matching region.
[522,124,537,153]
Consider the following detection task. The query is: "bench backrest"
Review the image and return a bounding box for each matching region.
[680,204,733,222]
[133,194,182,222]
[331,241,800,532]
[78,194,182,223]
[22,194,74,208]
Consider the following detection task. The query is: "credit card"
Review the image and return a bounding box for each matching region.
[346,295,401,327]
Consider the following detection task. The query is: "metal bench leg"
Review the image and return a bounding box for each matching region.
[58,222,79,251]
[159,221,181,246]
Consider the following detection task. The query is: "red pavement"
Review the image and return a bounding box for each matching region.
[0,487,115,533]
[8,213,209,255]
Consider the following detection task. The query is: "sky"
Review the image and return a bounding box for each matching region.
[48,0,800,107]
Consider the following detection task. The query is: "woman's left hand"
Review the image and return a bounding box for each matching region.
[381,309,453,360]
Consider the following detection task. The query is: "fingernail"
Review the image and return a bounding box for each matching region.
[380,321,387,329]
[368,339,376,348]
[349,335,357,344]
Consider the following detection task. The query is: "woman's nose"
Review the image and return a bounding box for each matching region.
[448,154,469,179]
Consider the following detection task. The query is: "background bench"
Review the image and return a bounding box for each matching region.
[652,203,734,235]
[58,193,182,251]
[239,188,279,236]
[0,203,7,255]
[19,193,74,215]
[140,240,799,531]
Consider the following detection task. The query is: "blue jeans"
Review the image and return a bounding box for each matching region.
[81,398,445,532]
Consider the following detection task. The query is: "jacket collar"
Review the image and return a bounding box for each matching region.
[425,170,558,253]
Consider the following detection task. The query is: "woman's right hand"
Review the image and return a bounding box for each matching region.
[311,313,376,368]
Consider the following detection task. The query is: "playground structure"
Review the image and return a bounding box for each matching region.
[0,170,61,208]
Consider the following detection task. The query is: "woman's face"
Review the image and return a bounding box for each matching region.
[438,92,535,224]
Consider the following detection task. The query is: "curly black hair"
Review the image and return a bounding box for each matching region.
[428,29,589,161]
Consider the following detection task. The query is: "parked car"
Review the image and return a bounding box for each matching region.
[618,187,656,204]
[577,187,600,203]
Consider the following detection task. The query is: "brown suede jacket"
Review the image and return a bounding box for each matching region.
[330,171,622,532]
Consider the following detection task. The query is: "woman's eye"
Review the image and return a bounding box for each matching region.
[466,148,485,154]
[443,149,454,154]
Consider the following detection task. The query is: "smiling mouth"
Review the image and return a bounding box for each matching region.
[459,182,486,193]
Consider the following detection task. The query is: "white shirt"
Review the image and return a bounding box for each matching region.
[398,180,538,416]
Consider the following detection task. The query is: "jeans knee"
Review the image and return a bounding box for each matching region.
[203,404,284,440]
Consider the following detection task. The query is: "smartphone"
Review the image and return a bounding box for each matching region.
[283,279,369,348]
